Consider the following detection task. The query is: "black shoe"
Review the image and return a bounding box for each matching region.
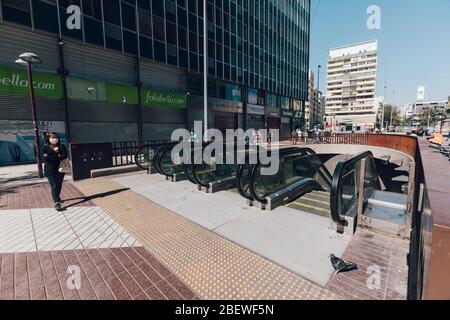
[55,202,62,211]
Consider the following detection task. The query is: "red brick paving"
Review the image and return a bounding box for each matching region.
[0,182,94,210]
[0,247,198,300]
[326,229,408,300]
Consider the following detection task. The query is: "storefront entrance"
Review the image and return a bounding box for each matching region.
[266,117,281,131]
[214,112,238,134]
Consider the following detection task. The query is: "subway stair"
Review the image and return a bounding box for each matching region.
[287,190,331,218]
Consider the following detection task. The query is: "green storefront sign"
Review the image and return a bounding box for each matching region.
[67,77,106,101]
[0,66,186,109]
[141,88,187,109]
[106,83,138,105]
[0,66,63,98]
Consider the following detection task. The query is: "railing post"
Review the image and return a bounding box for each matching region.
[405,161,416,238]
[356,158,367,233]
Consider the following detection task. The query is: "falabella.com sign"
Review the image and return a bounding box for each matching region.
[141,88,187,109]
[0,66,63,99]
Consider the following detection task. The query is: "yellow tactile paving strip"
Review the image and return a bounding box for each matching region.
[75,178,338,300]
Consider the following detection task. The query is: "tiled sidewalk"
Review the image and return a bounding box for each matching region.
[326,229,408,300]
[75,178,337,300]
[0,182,94,210]
[0,247,197,300]
[0,180,198,300]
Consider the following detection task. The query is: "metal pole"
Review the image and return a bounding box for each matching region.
[58,40,72,144]
[203,0,208,141]
[356,158,367,232]
[136,57,143,143]
[389,90,396,130]
[317,65,321,127]
[27,62,44,178]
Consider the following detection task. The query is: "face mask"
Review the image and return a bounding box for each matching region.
[50,138,59,145]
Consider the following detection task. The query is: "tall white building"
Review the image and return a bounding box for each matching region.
[325,40,379,131]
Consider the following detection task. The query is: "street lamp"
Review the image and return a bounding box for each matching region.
[317,65,321,128]
[15,52,44,178]
[389,90,395,129]
[203,0,208,142]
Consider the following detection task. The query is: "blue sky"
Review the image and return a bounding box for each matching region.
[310,0,450,106]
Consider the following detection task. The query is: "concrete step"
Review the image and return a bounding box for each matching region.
[91,164,140,178]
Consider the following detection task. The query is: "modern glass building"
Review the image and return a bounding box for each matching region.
[0,0,311,165]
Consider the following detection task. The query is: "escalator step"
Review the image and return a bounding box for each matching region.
[286,202,330,217]
[299,196,329,206]
[305,193,330,201]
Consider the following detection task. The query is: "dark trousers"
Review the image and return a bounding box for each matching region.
[46,173,65,203]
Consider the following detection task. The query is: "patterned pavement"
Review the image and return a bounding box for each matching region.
[75,178,338,300]
[0,181,198,300]
[326,229,408,300]
[0,168,409,300]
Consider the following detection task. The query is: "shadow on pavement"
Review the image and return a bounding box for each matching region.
[61,188,130,210]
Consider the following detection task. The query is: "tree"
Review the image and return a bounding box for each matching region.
[383,104,403,126]
[419,108,444,127]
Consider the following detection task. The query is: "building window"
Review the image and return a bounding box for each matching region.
[154,40,166,62]
[33,0,59,33]
[152,15,165,41]
[121,1,136,32]
[2,0,32,26]
[166,21,177,45]
[103,0,121,26]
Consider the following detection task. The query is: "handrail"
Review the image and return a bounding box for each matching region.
[191,143,241,188]
[330,151,381,227]
[266,178,325,211]
[236,164,254,201]
[249,147,332,204]
[153,145,172,175]
[134,141,177,170]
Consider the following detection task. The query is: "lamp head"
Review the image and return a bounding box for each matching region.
[19,52,42,65]
[15,58,28,66]
[86,87,96,94]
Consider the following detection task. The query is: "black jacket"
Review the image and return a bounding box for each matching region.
[43,144,68,176]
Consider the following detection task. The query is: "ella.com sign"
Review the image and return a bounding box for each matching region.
[142,88,187,109]
[0,66,63,98]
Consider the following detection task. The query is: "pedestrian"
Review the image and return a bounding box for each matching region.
[291,129,298,145]
[267,128,272,145]
[190,130,198,143]
[42,132,67,211]
[446,131,450,142]
[296,128,302,144]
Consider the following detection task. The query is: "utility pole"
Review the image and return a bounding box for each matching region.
[390,90,395,129]
[381,61,388,131]
[427,96,432,130]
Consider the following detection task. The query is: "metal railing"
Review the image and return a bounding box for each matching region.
[330,151,381,233]
[111,139,170,167]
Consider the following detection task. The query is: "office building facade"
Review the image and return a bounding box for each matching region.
[305,69,325,129]
[0,0,311,165]
[325,40,378,132]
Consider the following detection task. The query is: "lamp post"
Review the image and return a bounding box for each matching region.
[317,65,321,129]
[16,52,43,178]
[203,0,208,142]
[390,90,395,129]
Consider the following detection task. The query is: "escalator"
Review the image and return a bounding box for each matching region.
[247,148,407,234]
[134,142,177,171]
[248,148,333,210]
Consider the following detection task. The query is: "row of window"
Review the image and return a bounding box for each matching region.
[1,0,310,100]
